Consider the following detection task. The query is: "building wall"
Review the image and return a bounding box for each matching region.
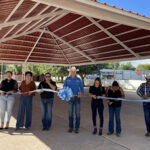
[85,78,144,90]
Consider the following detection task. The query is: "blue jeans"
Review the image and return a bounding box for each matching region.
[16,95,33,128]
[68,97,80,129]
[143,102,150,132]
[108,106,121,134]
[0,95,15,123]
[41,98,54,128]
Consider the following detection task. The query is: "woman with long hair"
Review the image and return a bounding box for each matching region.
[0,71,18,129]
[106,81,125,137]
[89,77,105,135]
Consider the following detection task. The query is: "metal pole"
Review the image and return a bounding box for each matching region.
[114,63,116,80]
[1,63,3,81]
[22,64,24,81]
[99,64,101,79]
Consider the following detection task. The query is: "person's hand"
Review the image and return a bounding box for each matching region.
[92,95,96,99]
[115,100,119,102]
[1,92,4,96]
[6,91,13,95]
[106,99,110,103]
[108,101,113,105]
[28,91,32,96]
[38,91,43,94]
[143,96,149,99]
[78,92,82,98]
[46,81,50,84]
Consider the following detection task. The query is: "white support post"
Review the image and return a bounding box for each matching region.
[24,29,45,64]
[87,17,139,58]
[46,29,95,63]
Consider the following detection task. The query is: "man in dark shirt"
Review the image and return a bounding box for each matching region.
[38,73,57,131]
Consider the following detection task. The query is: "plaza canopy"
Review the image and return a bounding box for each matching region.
[0,0,150,66]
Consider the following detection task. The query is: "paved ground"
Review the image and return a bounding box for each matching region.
[0,88,149,150]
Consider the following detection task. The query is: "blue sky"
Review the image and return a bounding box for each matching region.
[97,0,150,67]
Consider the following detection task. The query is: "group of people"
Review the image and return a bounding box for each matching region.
[0,66,150,137]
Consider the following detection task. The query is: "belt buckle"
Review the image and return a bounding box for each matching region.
[73,96,78,98]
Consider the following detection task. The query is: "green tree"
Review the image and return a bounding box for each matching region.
[136,64,150,70]
[118,62,135,70]
[78,65,99,86]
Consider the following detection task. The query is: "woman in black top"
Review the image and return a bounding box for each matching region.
[0,71,18,129]
[89,78,105,135]
[106,81,125,137]
[38,73,57,131]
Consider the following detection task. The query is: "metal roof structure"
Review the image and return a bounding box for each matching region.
[0,0,150,66]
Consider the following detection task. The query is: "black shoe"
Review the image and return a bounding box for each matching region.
[75,128,79,134]
[145,132,150,137]
[5,127,9,129]
[93,128,97,135]
[68,128,73,133]
[46,127,50,131]
[116,133,121,137]
[0,127,3,130]
[99,129,103,136]
[42,127,47,131]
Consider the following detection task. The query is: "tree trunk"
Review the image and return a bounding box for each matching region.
[80,74,85,86]
[60,76,63,82]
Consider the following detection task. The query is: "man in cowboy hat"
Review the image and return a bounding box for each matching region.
[137,73,150,136]
[64,66,84,133]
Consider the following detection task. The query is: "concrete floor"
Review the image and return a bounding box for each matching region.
[0,88,149,150]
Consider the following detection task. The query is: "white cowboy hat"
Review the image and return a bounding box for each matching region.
[145,73,150,79]
[67,66,79,72]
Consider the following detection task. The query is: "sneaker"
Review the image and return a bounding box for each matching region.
[15,127,20,131]
[107,132,113,135]
[99,129,103,136]
[145,132,150,137]
[93,128,97,135]
[68,128,73,133]
[116,133,121,137]
[75,128,79,134]
[25,127,30,130]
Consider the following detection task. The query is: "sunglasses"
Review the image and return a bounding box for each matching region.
[45,76,51,78]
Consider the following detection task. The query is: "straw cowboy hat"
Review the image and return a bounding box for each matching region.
[67,66,79,72]
[145,73,150,79]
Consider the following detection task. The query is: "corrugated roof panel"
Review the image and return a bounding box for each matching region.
[54,17,92,36]
[0,0,19,23]
[49,13,81,31]
[8,0,36,21]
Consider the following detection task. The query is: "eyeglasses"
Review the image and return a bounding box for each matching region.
[45,76,51,78]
